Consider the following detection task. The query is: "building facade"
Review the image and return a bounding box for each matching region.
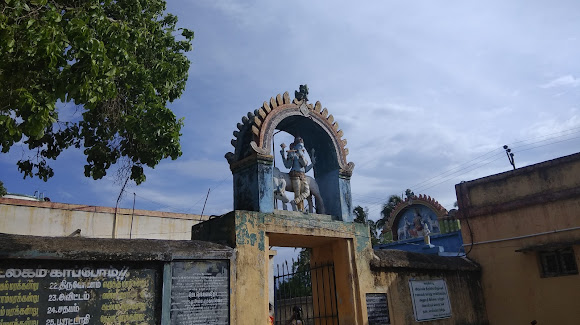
[456,152,580,324]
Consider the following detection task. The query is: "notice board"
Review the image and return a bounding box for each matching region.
[366,293,390,325]
[170,260,229,325]
[0,260,160,324]
[408,279,452,322]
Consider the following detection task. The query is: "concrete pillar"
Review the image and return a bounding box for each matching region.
[215,211,270,325]
[311,239,360,325]
[231,155,274,213]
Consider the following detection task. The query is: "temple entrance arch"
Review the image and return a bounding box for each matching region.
[197,87,374,324]
[225,88,355,220]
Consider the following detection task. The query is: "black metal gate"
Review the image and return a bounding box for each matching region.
[274,261,339,325]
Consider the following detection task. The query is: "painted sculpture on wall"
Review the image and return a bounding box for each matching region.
[395,206,439,240]
[274,138,325,213]
[386,195,447,241]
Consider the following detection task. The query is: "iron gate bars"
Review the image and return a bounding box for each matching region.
[274,261,339,325]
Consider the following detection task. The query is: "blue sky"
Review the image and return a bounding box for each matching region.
[2,1,580,226]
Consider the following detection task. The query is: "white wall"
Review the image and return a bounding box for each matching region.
[0,198,208,240]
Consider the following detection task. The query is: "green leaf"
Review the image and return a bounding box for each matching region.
[1,0,193,184]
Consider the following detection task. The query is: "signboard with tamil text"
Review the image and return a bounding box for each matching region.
[365,293,390,325]
[170,260,229,325]
[0,260,160,325]
[408,279,452,322]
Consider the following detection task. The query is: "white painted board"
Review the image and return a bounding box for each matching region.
[408,279,452,322]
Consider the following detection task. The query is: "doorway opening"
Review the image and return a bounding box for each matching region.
[271,246,339,325]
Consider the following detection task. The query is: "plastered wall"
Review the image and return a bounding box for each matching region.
[367,250,488,325]
[0,198,207,240]
[456,152,580,324]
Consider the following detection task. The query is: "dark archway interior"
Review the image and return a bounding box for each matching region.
[275,115,341,218]
[276,115,339,176]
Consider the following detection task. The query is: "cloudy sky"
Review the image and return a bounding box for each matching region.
[2,1,580,240]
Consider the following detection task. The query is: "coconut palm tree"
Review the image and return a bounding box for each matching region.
[376,194,403,232]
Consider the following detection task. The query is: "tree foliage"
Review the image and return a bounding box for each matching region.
[376,194,403,231]
[353,205,367,223]
[277,248,312,299]
[0,0,194,184]
[0,180,6,197]
[376,189,414,243]
[353,205,379,246]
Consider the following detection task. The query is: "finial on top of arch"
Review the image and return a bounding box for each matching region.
[295,84,309,102]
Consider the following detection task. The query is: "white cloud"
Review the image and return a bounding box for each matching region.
[155,159,230,182]
[540,75,580,89]
[518,114,580,147]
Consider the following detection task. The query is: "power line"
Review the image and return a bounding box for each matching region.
[513,134,580,153]
[413,151,505,193]
[408,148,503,190]
[510,125,580,146]
[351,125,580,217]
[418,154,505,192]
[349,151,507,207]
[408,125,580,194]
[134,193,174,211]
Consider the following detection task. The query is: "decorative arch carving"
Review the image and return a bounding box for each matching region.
[225,92,354,175]
[386,195,448,241]
[225,89,355,219]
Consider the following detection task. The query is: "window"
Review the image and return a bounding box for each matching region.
[539,247,578,277]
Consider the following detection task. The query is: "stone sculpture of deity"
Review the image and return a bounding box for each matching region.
[280,137,312,212]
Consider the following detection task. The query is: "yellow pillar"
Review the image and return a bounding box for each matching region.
[231,211,270,325]
[311,238,360,325]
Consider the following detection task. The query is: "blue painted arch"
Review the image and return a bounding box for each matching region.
[225,93,355,221]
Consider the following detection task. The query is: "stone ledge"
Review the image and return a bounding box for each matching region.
[371,249,480,272]
[0,233,233,261]
[272,209,333,222]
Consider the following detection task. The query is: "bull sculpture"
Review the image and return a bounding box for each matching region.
[273,167,325,214]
